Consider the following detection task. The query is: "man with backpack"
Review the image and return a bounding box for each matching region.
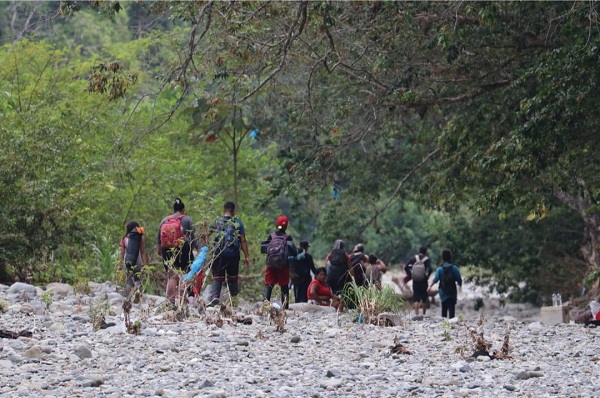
[428,248,462,318]
[260,215,297,309]
[157,198,200,305]
[208,201,250,306]
[289,240,317,303]
[405,246,433,316]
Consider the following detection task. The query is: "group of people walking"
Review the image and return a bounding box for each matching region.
[118,198,463,319]
[404,246,463,319]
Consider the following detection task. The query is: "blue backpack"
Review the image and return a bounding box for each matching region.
[214,217,239,256]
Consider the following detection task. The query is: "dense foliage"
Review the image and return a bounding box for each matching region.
[1,1,600,304]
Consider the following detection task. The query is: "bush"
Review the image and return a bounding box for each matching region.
[342,281,407,325]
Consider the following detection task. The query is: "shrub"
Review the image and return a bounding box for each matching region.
[342,281,407,325]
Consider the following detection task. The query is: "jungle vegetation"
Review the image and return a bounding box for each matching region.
[1,1,599,304]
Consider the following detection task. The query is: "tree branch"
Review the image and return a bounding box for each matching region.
[239,1,308,102]
[357,148,440,235]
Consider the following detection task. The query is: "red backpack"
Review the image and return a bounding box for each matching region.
[160,215,185,249]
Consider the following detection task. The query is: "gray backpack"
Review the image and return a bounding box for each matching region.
[411,255,428,282]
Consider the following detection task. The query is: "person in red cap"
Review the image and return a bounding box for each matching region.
[260,215,297,308]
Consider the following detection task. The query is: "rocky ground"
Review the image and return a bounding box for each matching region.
[0,280,598,398]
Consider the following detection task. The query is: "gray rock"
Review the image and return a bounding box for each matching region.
[74,344,93,359]
[326,370,341,378]
[45,283,74,299]
[7,282,37,295]
[516,371,531,380]
[22,345,44,359]
[290,336,301,343]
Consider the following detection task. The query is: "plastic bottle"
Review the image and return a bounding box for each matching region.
[552,293,557,307]
[557,294,562,307]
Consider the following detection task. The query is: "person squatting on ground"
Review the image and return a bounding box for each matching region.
[405,246,433,316]
[261,215,297,309]
[428,248,462,318]
[325,240,355,296]
[118,221,148,303]
[307,267,343,311]
[208,201,250,306]
[157,198,200,305]
[289,240,317,303]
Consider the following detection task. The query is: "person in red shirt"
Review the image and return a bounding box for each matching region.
[307,267,343,311]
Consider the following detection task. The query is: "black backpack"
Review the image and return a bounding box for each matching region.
[266,233,290,269]
[329,249,347,268]
[440,266,457,296]
[326,249,348,285]
[124,231,142,265]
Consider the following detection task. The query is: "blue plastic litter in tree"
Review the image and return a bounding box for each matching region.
[333,185,339,200]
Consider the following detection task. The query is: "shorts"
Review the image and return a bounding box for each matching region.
[412,280,429,303]
[265,266,290,286]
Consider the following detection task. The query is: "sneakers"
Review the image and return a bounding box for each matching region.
[207,298,219,307]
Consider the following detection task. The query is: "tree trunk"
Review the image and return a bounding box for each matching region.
[556,190,600,283]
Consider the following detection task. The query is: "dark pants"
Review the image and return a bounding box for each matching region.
[161,241,193,272]
[442,297,457,318]
[161,242,193,302]
[124,261,143,297]
[211,254,240,299]
[292,280,310,303]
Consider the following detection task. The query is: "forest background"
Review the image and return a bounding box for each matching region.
[1,1,599,306]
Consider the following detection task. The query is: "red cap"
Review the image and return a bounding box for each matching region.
[276,215,289,229]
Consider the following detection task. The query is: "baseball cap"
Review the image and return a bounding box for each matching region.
[276,215,289,229]
[300,240,310,248]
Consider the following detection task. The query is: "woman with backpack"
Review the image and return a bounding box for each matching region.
[118,221,148,303]
[157,198,200,306]
[428,248,462,318]
[325,240,355,296]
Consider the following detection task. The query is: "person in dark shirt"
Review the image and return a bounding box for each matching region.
[405,246,433,316]
[289,240,317,303]
[208,201,251,306]
[261,215,297,309]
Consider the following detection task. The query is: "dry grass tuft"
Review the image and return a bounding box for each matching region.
[459,313,511,360]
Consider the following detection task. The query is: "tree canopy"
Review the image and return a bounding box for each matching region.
[1,1,600,303]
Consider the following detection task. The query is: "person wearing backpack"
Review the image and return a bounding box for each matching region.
[428,248,462,319]
[208,201,250,306]
[289,240,317,303]
[349,244,369,288]
[157,198,200,305]
[118,221,148,303]
[405,246,433,316]
[260,215,298,309]
[325,240,355,296]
